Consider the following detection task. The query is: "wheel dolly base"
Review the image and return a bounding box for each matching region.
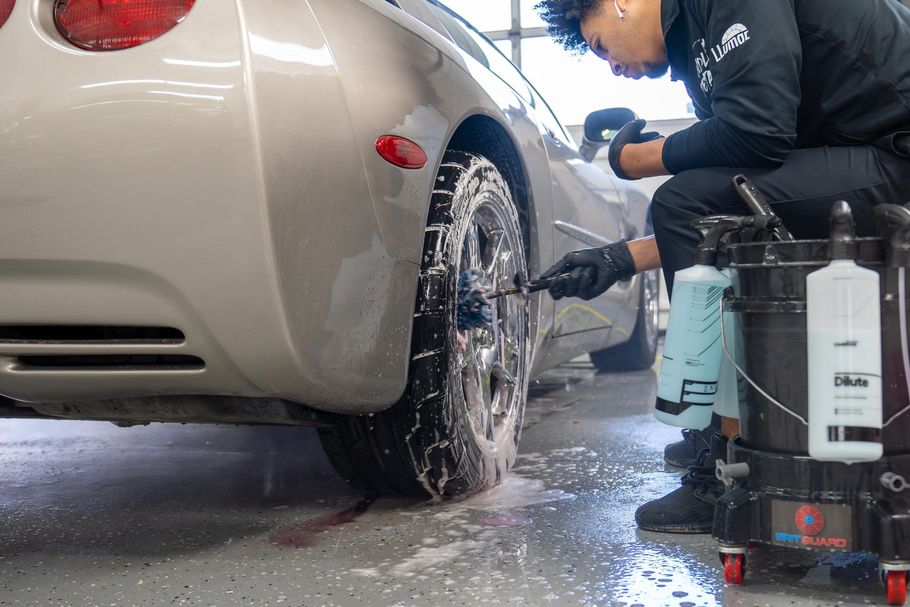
[712,437,910,604]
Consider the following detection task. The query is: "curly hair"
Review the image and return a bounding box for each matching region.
[534,0,605,55]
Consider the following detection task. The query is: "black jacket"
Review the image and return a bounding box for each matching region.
[661,0,910,174]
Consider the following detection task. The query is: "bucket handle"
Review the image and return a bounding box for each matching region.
[884,267,910,427]
[719,296,809,426]
[721,271,910,428]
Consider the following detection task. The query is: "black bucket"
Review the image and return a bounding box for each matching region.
[722,237,910,454]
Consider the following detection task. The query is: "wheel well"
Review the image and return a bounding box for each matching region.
[447,115,534,270]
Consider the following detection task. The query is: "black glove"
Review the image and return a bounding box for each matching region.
[540,240,636,301]
[607,119,662,180]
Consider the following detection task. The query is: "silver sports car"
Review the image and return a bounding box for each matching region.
[0,0,657,496]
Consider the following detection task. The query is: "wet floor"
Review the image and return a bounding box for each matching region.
[0,360,894,606]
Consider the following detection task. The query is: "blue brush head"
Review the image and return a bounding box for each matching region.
[457,270,493,332]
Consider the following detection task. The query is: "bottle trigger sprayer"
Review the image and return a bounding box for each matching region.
[807,201,883,463]
[655,216,745,429]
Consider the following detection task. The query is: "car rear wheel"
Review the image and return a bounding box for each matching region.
[318,151,530,497]
[590,268,660,373]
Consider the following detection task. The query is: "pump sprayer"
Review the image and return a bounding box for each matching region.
[874,204,910,430]
[807,201,883,463]
[876,204,910,268]
[655,215,747,429]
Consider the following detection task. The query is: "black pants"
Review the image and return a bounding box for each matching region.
[651,145,910,295]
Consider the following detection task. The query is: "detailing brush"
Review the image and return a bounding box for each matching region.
[456,270,568,332]
[457,270,494,332]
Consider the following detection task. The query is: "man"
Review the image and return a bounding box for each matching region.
[535,0,910,533]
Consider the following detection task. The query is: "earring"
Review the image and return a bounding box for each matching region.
[614,0,626,19]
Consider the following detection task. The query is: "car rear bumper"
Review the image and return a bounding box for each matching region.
[0,0,419,414]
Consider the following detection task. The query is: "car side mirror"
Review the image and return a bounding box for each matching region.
[578,107,638,162]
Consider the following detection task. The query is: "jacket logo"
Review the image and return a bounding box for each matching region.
[693,39,713,94]
[711,23,750,63]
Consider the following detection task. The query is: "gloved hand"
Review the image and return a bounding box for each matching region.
[607,119,662,180]
[540,240,637,301]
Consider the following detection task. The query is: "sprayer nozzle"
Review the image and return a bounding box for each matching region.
[691,215,747,266]
[828,200,857,260]
[875,204,910,267]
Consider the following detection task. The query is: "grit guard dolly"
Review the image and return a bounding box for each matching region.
[711,202,910,605]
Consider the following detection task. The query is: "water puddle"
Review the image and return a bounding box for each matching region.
[430,474,575,521]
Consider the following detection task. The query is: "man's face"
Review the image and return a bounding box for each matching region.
[580,2,669,80]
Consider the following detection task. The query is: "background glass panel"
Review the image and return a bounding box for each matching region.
[493,39,513,58]
[520,36,694,124]
[439,0,512,32]
[520,0,546,28]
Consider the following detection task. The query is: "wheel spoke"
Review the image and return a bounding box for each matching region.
[456,196,527,450]
[490,361,516,417]
[482,228,506,278]
[460,339,487,416]
[463,219,482,273]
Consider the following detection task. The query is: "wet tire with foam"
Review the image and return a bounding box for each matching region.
[318,151,530,498]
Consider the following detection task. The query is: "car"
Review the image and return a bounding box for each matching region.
[0,0,658,497]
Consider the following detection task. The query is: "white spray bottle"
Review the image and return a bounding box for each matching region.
[656,216,745,429]
[807,201,883,463]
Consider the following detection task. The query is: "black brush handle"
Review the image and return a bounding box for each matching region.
[732,174,794,240]
[485,274,568,300]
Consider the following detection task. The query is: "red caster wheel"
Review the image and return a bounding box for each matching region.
[887,570,907,606]
[722,553,745,585]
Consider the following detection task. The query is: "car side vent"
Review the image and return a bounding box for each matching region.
[0,326,185,343]
[15,355,205,370]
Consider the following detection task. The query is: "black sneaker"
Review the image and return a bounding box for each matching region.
[636,433,728,534]
[664,426,715,469]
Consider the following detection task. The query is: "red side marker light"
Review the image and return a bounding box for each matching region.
[375,136,428,170]
[0,0,15,29]
[55,0,196,51]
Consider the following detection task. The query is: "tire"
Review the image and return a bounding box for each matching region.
[318,151,530,498]
[590,268,660,373]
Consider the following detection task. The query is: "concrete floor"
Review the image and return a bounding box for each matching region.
[0,360,895,606]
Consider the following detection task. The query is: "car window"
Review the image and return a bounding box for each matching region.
[425,2,534,106]
[523,74,574,144]
[425,1,573,144]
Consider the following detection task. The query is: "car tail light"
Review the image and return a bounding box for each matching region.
[54,0,196,51]
[375,136,428,170]
[0,1,14,29]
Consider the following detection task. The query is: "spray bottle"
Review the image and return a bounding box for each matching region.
[807,201,883,463]
[655,216,745,429]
